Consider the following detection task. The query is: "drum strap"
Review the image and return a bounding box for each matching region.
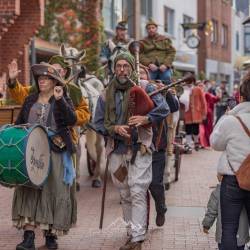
[46,100,55,128]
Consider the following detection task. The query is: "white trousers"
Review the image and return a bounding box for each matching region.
[109,151,152,242]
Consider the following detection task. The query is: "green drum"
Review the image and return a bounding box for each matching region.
[0,124,51,187]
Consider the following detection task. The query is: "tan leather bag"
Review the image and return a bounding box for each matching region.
[228,116,250,191]
[113,165,128,183]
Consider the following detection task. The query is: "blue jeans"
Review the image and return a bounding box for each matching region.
[220,175,249,250]
[218,244,244,250]
[149,69,172,84]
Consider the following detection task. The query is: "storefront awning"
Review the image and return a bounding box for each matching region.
[234,56,250,69]
[35,38,59,55]
[173,61,196,72]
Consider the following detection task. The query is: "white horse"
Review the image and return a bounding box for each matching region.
[60,44,105,188]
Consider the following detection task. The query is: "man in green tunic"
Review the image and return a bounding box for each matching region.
[139,19,176,84]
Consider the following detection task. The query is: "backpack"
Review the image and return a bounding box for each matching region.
[228,116,250,191]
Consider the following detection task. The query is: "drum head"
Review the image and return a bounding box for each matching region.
[25,126,50,186]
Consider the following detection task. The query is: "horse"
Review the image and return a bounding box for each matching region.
[60,44,105,188]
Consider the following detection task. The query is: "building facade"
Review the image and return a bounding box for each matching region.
[231,0,249,86]
[198,0,233,86]
[150,0,198,75]
[0,0,45,98]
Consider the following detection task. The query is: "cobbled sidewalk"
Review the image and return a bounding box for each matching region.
[0,146,221,250]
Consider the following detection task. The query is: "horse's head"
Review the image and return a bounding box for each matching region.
[60,44,86,81]
[109,42,129,74]
[60,44,86,62]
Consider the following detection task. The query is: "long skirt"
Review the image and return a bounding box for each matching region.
[12,151,76,235]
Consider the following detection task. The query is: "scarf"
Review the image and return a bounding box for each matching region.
[104,77,134,136]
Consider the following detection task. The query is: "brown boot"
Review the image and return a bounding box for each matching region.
[119,241,142,250]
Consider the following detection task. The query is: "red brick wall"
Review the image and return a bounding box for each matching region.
[0,0,20,16]
[198,0,232,73]
[0,73,6,98]
[0,0,44,88]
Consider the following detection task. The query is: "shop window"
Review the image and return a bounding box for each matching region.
[164,6,175,36]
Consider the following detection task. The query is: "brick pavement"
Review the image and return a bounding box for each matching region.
[0,147,221,250]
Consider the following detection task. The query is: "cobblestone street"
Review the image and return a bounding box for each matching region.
[0,145,221,250]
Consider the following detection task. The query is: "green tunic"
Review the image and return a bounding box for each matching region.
[139,34,176,67]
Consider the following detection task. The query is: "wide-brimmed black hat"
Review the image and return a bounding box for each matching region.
[31,63,65,87]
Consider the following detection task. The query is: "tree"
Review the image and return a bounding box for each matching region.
[38,0,103,72]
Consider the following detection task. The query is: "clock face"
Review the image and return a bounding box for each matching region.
[186,35,200,49]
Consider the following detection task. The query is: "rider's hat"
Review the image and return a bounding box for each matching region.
[116,21,128,30]
[146,18,158,28]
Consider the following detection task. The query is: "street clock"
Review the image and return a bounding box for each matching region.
[186,34,200,49]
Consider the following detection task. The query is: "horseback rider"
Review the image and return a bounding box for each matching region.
[100,21,133,76]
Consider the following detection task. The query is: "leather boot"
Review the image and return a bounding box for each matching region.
[194,143,200,151]
[119,241,142,250]
[92,179,102,188]
[45,232,58,249]
[16,230,35,250]
[156,212,166,227]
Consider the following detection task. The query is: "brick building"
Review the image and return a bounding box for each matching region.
[0,0,44,97]
[198,0,233,84]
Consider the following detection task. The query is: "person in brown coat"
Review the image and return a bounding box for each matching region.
[182,77,207,150]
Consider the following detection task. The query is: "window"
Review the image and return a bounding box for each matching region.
[236,31,239,51]
[102,0,113,30]
[209,73,217,81]
[244,26,250,55]
[221,24,228,48]
[141,0,152,18]
[102,0,126,31]
[164,6,174,35]
[140,0,153,37]
[183,15,194,38]
[225,75,230,84]
[111,0,124,30]
[211,19,218,44]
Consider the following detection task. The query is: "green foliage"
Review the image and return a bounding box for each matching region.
[38,0,103,72]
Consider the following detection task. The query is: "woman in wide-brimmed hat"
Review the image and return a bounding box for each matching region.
[13,63,77,250]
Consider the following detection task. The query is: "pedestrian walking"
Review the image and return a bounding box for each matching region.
[94,52,169,250]
[210,72,250,250]
[11,63,77,250]
[202,175,249,250]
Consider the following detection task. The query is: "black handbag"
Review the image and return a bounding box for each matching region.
[48,132,66,153]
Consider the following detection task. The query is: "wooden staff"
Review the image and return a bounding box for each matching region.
[99,157,109,229]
